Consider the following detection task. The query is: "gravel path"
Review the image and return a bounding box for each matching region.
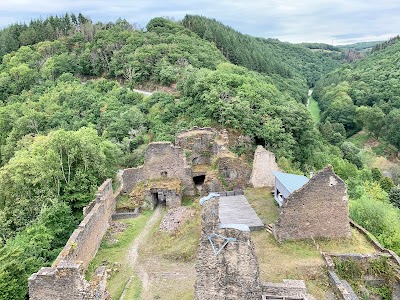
[119,206,163,300]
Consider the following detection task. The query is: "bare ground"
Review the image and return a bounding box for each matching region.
[120,204,197,300]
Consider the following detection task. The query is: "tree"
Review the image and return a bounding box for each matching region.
[9,64,36,93]
[355,106,385,136]
[384,109,400,149]
[341,141,362,168]
[380,177,395,193]
[0,127,121,238]
[371,167,383,182]
[389,186,400,208]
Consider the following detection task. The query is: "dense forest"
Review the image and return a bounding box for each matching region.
[182,15,343,102]
[313,38,400,147]
[0,14,399,299]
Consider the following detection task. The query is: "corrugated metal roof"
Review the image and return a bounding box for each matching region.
[273,171,309,193]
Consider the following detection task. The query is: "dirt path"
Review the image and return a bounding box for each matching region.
[119,206,163,300]
[132,89,153,96]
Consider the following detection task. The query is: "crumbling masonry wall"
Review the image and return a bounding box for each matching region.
[194,198,262,300]
[274,165,351,242]
[218,156,252,190]
[121,167,142,194]
[121,142,195,196]
[250,145,281,187]
[28,179,116,300]
[176,127,217,166]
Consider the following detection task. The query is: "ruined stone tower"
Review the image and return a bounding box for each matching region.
[194,197,262,300]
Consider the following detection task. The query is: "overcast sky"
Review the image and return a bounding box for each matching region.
[0,0,399,45]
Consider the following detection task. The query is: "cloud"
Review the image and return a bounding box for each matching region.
[0,0,399,44]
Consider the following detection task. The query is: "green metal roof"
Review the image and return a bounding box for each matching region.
[273,171,309,193]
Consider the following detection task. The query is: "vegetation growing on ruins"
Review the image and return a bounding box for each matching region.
[0,13,398,299]
[334,256,394,299]
[248,188,376,300]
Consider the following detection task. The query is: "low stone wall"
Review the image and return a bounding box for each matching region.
[262,280,315,300]
[217,190,244,197]
[29,179,116,300]
[112,208,140,220]
[327,270,359,300]
[322,251,400,300]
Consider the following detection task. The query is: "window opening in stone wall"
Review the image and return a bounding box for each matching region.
[160,171,168,178]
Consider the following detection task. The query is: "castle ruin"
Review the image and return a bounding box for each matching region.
[273,165,351,242]
[29,179,117,300]
[121,127,252,210]
[250,145,281,187]
[194,196,262,299]
[195,194,316,300]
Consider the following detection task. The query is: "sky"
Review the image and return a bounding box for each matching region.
[0,0,399,45]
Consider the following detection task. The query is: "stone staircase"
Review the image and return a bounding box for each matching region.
[266,223,274,234]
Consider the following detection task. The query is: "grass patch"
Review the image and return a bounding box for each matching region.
[86,211,153,299]
[182,195,199,207]
[349,131,398,170]
[245,187,279,225]
[308,97,321,124]
[142,202,201,262]
[348,131,371,148]
[136,201,201,299]
[123,275,142,300]
[116,193,131,210]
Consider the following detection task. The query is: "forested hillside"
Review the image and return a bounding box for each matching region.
[0,14,399,299]
[182,15,343,102]
[313,38,400,148]
[0,16,326,299]
[0,13,93,59]
[312,37,400,258]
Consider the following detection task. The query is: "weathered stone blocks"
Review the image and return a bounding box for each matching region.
[194,198,262,300]
[273,165,351,242]
[250,145,281,187]
[29,179,115,300]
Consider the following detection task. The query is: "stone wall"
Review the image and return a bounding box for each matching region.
[194,198,262,300]
[121,166,142,194]
[175,127,217,165]
[146,188,182,209]
[29,179,116,300]
[250,145,281,187]
[218,156,252,190]
[274,165,351,242]
[262,280,316,299]
[121,142,195,196]
[327,270,359,300]
[201,171,225,196]
[322,252,400,300]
